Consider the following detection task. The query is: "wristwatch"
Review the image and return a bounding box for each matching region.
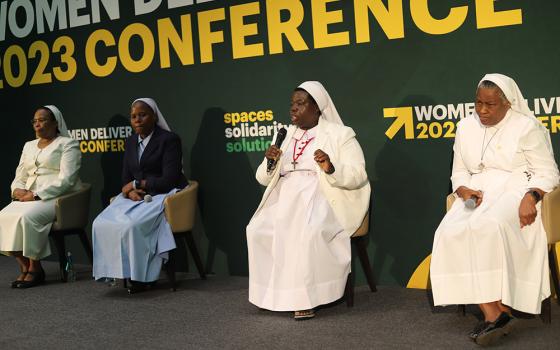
[527,190,542,203]
[133,179,140,189]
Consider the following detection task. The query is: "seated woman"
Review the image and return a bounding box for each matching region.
[246,81,371,319]
[0,105,82,288]
[430,74,560,345]
[92,98,187,293]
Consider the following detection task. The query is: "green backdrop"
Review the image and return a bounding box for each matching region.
[0,0,558,286]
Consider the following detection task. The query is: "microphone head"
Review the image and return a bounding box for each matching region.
[464,198,476,209]
[275,128,287,146]
[144,194,153,203]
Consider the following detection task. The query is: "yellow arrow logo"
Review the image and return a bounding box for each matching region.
[384,107,414,139]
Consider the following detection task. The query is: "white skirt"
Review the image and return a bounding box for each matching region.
[247,171,349,311]
[0,199,55,260]
[430,169,550,314]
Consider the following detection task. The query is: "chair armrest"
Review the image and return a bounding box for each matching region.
[446,193,456,212]
[52,183,92,231]
[542,187,560,244]
[164,181,198,233]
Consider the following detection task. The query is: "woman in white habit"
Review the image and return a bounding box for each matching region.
[247,81,371,320]
[430,74,559,345]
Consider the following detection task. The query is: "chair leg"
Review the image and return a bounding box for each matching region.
[51,231,67,282]
[458,305,466,316]
[540,296,551,324]
[185,231,206,280]
[78,229,94,264]
[353,236,377,292]
[345,272,354,307]
[549,247,560,306]
[165,249,177,292]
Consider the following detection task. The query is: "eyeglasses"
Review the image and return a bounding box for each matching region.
[30,118,51,125]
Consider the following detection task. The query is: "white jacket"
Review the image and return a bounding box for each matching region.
[252,118,371,237]
[11,136,82,200]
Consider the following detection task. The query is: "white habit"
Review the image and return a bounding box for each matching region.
[247,82,370,311]
[430,75,560,314]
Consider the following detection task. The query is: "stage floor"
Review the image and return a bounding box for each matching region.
[0,257,558,349]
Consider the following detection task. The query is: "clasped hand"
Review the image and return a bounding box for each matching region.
[12,188,36,202]
[121,182,145,202]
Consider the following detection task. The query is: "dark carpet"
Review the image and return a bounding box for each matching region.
[0,257,558,349]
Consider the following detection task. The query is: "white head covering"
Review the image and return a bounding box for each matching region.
[131,98,171,131]
[297,81,344,126]
[43,105,69,137]
[478,73,554,154]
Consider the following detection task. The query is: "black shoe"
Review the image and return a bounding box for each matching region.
[16,270,45,289]
[127,280,156,294]
[10,271,28,288]
[468,320,489,341]
[475,312,515,346]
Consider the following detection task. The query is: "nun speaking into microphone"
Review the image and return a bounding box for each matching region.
[246,81,371,320]
[92,98,187,293]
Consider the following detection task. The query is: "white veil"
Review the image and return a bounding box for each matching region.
[478,73,554,155]
[132,98,171,131]
[44,105,69,137]
[297,81,344,126]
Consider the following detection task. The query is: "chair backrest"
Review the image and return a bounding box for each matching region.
[52,183,92,231]
[351,212,369,238]
[164,180,198,233]
[542,187,560,244]
[447,188,560,244]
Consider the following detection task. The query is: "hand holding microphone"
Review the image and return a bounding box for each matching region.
[456,186,483,209]
[266,128,287,172]
[464,195,479,209]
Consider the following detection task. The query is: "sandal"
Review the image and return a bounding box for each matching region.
[294,309,315,321]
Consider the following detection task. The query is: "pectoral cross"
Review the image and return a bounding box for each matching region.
[291,160,298,170]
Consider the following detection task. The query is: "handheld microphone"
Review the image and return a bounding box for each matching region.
[465,195,477,209]
[267,128,287,172]
[143,194,152,203]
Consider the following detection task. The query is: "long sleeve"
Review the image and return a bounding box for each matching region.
[522,126,560,192]
[323,127,368,190]
[255,131,280,186]
[450,124,471,192]
[122,142,134,186]
[144,134,184,193]
[255,158,276,186]
[35,139,82,200]
[10,144,29,194]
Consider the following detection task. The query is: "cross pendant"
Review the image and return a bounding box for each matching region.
[291,160,298,170]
